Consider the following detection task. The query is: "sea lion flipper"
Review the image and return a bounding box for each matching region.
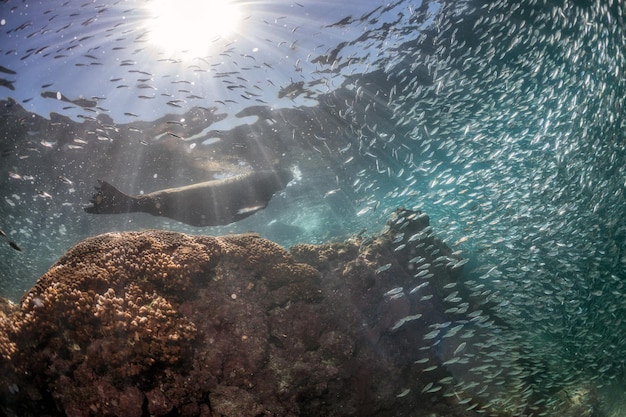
[84,180,136,214]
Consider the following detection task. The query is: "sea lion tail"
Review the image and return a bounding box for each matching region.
[84,180,137,214]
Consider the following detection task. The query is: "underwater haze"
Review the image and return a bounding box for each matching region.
[1,0,626,415]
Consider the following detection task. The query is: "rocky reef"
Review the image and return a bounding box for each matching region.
[0,209,596,417]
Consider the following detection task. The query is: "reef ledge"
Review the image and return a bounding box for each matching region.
[0,209,511,416]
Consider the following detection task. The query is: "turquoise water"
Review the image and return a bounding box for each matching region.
[1,0,625,415]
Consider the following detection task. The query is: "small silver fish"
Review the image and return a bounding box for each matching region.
[58,175,73,185]
[0,230,21,251]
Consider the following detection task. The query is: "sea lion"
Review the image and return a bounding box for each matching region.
[84,169,293,226]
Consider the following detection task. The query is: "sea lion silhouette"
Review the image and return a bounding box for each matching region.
[85,169,293,226]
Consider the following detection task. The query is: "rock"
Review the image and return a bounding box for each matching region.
[545,385,600,417]
[0,208,573,416]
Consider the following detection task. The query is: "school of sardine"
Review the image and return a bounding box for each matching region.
[1,0,625,415]
[326,0,625,414]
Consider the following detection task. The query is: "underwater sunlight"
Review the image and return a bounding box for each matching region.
[144,0,243,58]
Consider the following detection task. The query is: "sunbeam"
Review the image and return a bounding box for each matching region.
[144,0,243,59]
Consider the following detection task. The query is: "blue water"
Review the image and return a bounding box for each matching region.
[1,0,626,414]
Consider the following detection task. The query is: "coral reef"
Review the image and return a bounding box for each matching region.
[0,209,595,416]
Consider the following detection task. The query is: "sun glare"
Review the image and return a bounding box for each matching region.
[145,0,242,58]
